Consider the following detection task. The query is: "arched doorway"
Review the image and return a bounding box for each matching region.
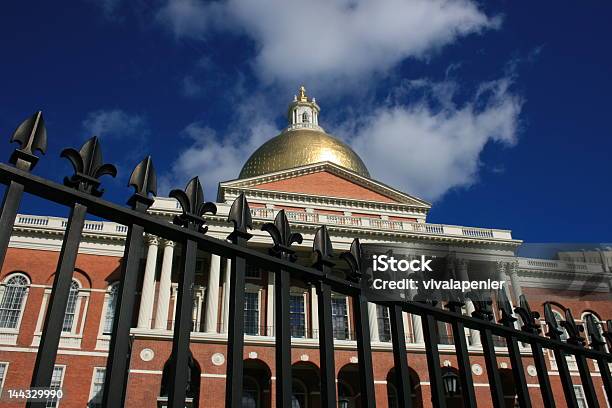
[387,367,422,408]
[292,361,320,408]
[337,364,361,408]
[159,351,201,407]
[243,359,271,408]
[499,369,517,407]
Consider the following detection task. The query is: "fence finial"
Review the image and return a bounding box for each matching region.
[560,308,585,346]
[543,303,564,341]
[585,314,606,351]
[341,238,363,283]
[61,136,117,196]
[9,111,47,171]
[127,156,157,209]
[513,294,540,334]
[313,225,334,271]
[496,289,516,326]
[227,193,253,242]
[262,209,303,260]
[170,176,217,233]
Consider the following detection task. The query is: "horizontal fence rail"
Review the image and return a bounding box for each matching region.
[0,112,611,408]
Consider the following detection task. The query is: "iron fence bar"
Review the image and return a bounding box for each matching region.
[353,292,376,407]
[575,354,600,408]
[167,239,197,408]
[225,194,251,408]
[275,264,293,408]
[597,358,612,403]
[28,203,87,408]
[317,281,337,408]
[529,342,556,407]
[0,181,24,266]
[505,335,531,408]
[421,313,447,408]
[552,348,579,408]
[101,221,146,408]
[389,304,413,408]
[481,328,505,408]
[447,303,477,408]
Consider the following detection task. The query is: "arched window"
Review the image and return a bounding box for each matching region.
[62,280,81,333]
[0,274,30,329]
[292,379,307,408]
[582,311,606,351]
[102,284,118,335]
[551,309,569,341]
[243,376,259,408]
[302,112,309,123]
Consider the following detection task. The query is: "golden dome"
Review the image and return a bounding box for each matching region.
[239,128,370,179]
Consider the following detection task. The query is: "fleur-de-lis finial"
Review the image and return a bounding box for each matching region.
[9,111,47,171]
[61,136,117,196]
[170,177,217,233]
[227,193,253,242]
[261,210,303,260]
[340,238,363,283]
[470,290,494,321]
[313,225,334,271]
[127,156,157,210]
[560,308,585,346]
[544,303,565,341]
[513,294,541,334]
[585,315,606,352]
[496,289,516,326]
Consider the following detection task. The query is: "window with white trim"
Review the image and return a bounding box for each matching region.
[573,385,588,408]
[244,292,259,335]
[102,284,118,335]
[331,296,349,340]
[0,362,7,394]
[45,366,64,408]
[62,280,80,333]
[290,294,306,338]
[88,367,105,408]
[0,274,29,329]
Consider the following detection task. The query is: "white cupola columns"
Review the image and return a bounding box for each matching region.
[286,86,323,132]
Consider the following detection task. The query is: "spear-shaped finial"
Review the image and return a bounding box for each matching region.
[61,136,117,196]
[170,176,217,233]
[227,193,253,242]
[544,303,565,341]
[496,289,516,326]
[313,225,334,271]
[585,314,606,352]
[560,308,585,346]
[513,294,540,334]
[9,111,47,171]
[127,156,157,210]
[340,238,363,283]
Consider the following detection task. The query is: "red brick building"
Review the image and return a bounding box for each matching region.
[0,89,610,407]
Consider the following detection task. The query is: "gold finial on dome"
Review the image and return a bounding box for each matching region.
[298,85,308,102]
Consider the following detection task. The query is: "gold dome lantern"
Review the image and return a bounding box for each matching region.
[239,87,370,179]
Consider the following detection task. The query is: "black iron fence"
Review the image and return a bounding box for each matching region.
[0,112,611,408]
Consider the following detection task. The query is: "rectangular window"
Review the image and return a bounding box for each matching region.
[245,265,261,279]
[244,292,259,335]
[88,368,105,408]
[331,297,349,340]
[574,385,588,408]
[290,294,305,338]
[0,362,7,393]
[376,305,391,342]
[45,366,64,408]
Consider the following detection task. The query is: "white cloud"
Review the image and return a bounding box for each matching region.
[181,76,203,97]
[82,109,147,139]
[347,77,522,201]
[157,0,499,86]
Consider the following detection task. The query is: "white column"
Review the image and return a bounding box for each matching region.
[310,285,318,339]
[138,235,159,329]
[153,240,174,330]
[221,259,231,334]
[507,260,523,303]
[267,271,275,336]
[412,314,424,344]
[368,302,380,342]
[457,258,481,346]
[204,254,221,333]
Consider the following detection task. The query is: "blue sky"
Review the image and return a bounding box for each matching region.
[1,1,611,243]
